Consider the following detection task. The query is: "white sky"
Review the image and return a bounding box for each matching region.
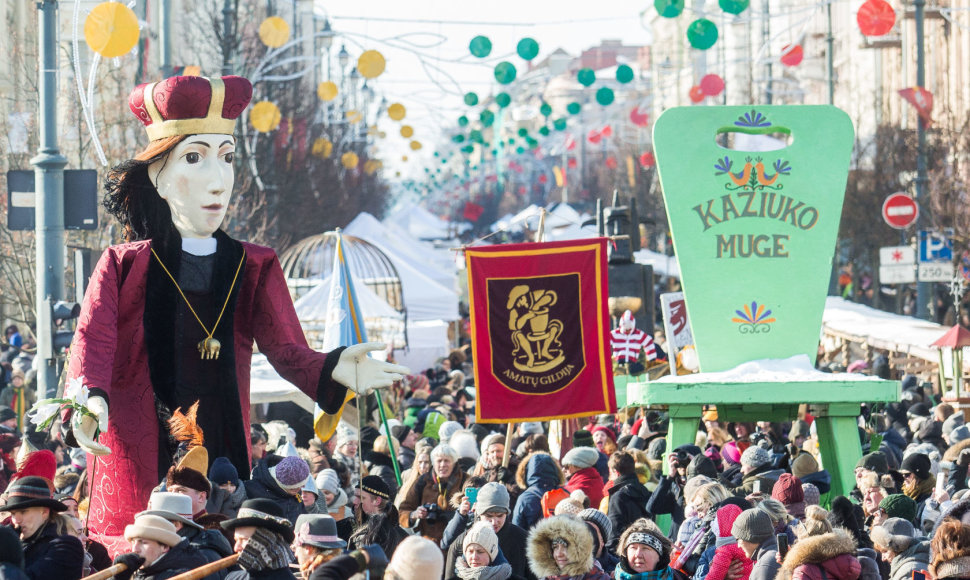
[315,1,654,179]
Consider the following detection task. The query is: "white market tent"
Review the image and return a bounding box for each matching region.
[385,202,453,240]
[821,296,948,362]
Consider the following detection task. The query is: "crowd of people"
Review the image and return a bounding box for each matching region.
[0,340,970,580]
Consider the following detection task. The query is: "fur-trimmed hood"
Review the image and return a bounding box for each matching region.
[517,452,565,491]
[527,515,595,578]
[776,529,861,580]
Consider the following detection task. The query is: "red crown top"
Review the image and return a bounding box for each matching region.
[129,75,253,141]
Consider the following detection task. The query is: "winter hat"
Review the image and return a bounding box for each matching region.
[386,536,444,580]
[562,447,599,470]
[771,474,804,505]
[802,483,820,506]
[360,475,391,501]
[619,519,670,564]
[438,421,462,443]
[138,491,203,530]
[900,453,931,480]
[592,425,616,444]
[908,403,931,418]
[315,469,340,495]
[335,427,356,450]
[391,424,413,444]
[480,433,505,458]
[740,445,772,470]
[0,408,15,423]
[463,521,499,562]
[451,430,481,461]
[791,453,819,479]
[856,452,889,475]
[572,429,594,448]
[721,442,741,465]
[731,508,774,544]
[69,448,87,470]
[648,438,667,461]
[579,508,613,542]
[302,475,319,499]
[293,514,346,550]
[687,455,718,480]
[270,456,310,491]
[871,517,917,553]
[949,425,970,445]
[943,412,965,436]
[715,504,743,547]
[209,457,239,486]
[166,447,211,495]
[879,494,918,523]
[474,482,510,515]
[554,490,587,516]
[520,422,543,436]
[124,514,182,547]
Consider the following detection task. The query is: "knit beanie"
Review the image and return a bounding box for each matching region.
[579,508,613,542]
[438,421,462,443]
[592,425,616,444]
[721,441,741,465]
[391,424,412,444]
[562,446,599,469]
[731,508,774,544]
[554,490,587,515]
[855,452,889,475]
[879,494,918,523]
[943,412,965,436]
[802,483,820,506]
[871,517,917,553]
[474,482,510,515]
[573,429,594,448]
[315,469,340,495]
[520,422,543,436]
[387,536,444,580]
[648,438,667,461]
[270,456,310,491]
[715,504,743,547]
[463,521,499,562]
[740,445,772,470]
[360,475,391,501]
[209,457,239,486]
[479,433,505,458]
[771,474,804,505]
[908,403,930,418]
[900,453,931,480]
[949,425,970,445]
[791,453,819,479]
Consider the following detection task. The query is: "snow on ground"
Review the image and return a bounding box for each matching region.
[655,354,884,384]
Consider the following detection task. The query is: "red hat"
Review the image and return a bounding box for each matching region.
[129,76,253,141]
[771,473,804,505]
[592,425,616,444]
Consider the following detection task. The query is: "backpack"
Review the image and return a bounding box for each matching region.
[541,486,571,517]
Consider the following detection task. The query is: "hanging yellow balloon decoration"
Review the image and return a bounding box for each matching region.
[345,110,363,124]
[401,156,409,162]
[357,50,386,79]
[312,138,333,159]
[378,131,387,138]
[400,125,414,138]
[409,140,422,151]
[317,81,338,101]
[250,101,282,132]
[364,159,382,175]
[84,2,140,58]
[341,152,360,169]
[387,103,406,121]
[259,16,290,48]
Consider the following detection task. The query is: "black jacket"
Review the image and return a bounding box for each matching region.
[180,525,235,578]
[348,513,409,559]
[607,474,651,551]
[244,458,307,525]
[22,521,84,580]
[226,567,297,579]
[308,554,362,580]
[445,519,535,580]
[132,540,209,580]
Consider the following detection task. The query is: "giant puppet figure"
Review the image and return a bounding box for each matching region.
[64,75,407,551]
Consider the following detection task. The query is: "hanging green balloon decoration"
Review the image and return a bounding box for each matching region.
[494,62,517,84]
[553,118,567,131]
[496,93,511,108]
[577,68,596,87]
[464,92,479,106]
[516,37,539,60]
[655,0,685,17]
[517,127,528,137]
[539,102,552,117]
[616,65,634,84]
[470,129,483,143]
[458,115,469,127]
[516,146,525,154]
[596,87,615,106]
[452,134,465,143]
[480,110,495,127]
[567,102,582,115]
[539,126,550,136]
[687,19,719,49]
[719,0,749,14]
[469,35,492,58]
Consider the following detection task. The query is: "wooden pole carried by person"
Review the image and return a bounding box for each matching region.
[82,564,128,580]
[168,554,241,580]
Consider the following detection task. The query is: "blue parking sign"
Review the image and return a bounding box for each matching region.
[919,229,953,263]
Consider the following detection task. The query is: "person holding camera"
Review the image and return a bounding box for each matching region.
[399,444,468,543]
[644,445,699,540]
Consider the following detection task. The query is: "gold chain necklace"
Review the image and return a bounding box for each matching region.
[150,246,246,360]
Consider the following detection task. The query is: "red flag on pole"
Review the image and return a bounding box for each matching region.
[899,87,934,127]
[465,239,616,422]
[463,201,485,222]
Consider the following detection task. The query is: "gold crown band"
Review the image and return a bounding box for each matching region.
[143,77,236,141]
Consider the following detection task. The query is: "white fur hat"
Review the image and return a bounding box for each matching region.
[386,536,443,580]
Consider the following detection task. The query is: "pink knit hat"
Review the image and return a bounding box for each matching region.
[721,441,741,465]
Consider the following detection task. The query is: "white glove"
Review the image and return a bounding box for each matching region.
[73,396,111,456]
[332,342,409,395]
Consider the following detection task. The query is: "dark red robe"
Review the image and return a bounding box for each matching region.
[67,232,346,553]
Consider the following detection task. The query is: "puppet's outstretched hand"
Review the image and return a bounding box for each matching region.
[73,396,112,456]
[332,342,409,395]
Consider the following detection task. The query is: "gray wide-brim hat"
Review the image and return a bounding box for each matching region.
[137,492,203,530]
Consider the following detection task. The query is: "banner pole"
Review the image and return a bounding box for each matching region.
[374,389,402,486]
[535,209,547,243]
[502,422,515,468]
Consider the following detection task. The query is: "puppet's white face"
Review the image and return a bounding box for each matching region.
[149,134,235,239]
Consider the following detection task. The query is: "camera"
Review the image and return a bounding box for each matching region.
[421,503,441,523]
[673,449,690,466]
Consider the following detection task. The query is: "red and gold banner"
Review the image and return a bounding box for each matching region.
[466,239,616,422]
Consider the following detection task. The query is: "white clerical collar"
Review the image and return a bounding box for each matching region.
[182,237,217,256]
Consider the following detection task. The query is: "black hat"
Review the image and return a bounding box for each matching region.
[856,452,889,475]
[391,425,412,443]
[0,476,67,512]
[360,475,391,501]
[900,453,932,480]
[220,498,294,542]
[907,403,930,418]
[572,429,594,448]
[294,514,346,550]
[0,407,16,423]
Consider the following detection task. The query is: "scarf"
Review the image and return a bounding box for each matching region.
[455,556,513,580]
[237,528,293,571]
[903,475,935,501]
[614,562,673,580]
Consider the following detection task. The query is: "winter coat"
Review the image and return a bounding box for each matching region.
[244,458,307,525]
[179,525,235,579]
[449,555,515,580]
[348,512,409,559]
[612,562,677,580]
[527,515,610,580]
[606,474,651,551]
[513,454,564,531]
[747,537,779,580]
[645,475,685,538]
[399,468,468,542]
[364,451,399,498]
[0,563,28,580]
[399,447,416,471]
[22,520,84,580]
[132,539,210,580]
[887,541,930,580]
[797,470,832,495]
[775,530,861,580]
[306,554,361,580]
[706,543,751,580]
[724,463,777,498]
[447,519,535,580]
[566,467,606,511]
[225,567,296,579]
[856,549,881,580]
[207,480,248,519]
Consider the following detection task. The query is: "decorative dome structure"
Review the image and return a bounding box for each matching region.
[280,231,406,350]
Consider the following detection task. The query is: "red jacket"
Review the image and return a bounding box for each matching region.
[566,466,605,508]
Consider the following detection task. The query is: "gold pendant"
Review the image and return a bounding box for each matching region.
[198,337,221,360]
